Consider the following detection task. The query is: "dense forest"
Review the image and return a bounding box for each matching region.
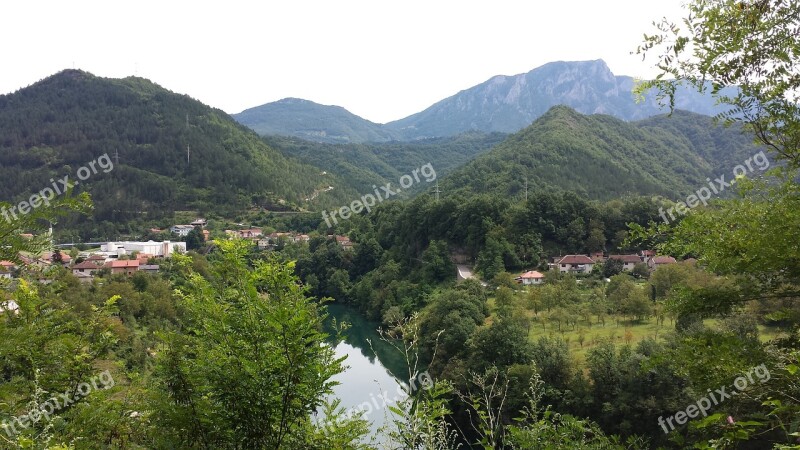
[0,70,365,241]
[442,107,769,200]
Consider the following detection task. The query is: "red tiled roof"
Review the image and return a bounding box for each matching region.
[556,255,594,265]
[0,261,15,268]
[73,261,100,270]
[520,270,545,279]
[652,256,677,264]
[104,260,140,268]
[609,254,642,264]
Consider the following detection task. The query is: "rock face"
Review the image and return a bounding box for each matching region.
[385,60,732,139]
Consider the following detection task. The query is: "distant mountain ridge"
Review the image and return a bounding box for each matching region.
[233,98,400,144]
[385,60,733,139]
[440,106,765,201]
[235,60,732,142]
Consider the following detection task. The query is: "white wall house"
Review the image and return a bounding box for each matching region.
[553,255,595,274]
[170,225,195,237]
[102,241,187,258]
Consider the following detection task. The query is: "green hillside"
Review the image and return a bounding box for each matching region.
[233,98,401,143]
[441,106,767,200]
[0,70,360,239]
[264,131,506,196]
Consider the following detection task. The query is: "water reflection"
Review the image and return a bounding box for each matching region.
[322,304,408,439]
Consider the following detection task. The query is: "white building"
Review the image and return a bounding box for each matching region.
[101,241,187,258]
[170,225,195,237]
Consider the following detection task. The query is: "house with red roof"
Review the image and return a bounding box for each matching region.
[553,255,595,274]
[648,256,677,271]
[103,260,140,276]
[518,270,545,285]
[72,260,101,278]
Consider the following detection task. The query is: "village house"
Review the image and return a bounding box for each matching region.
[72,260,101,278]
[103,260,140,276]
[648,256,677,271]
[169,225,195,237]
[553,255,595,274]
[85,254,108,264]
[139,264,160,274]
[41,251,71,267]
[608,254,642,272]
[518,270,545,285]
[334,235,353,251]
[236,228,263,239]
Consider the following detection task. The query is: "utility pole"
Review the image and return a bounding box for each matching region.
[187,145,190,164]
[433,181,441,201]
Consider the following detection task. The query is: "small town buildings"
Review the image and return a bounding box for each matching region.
[334,235,353,251]
[169,225,195,236]
[190,218,207,228]
[103,260,140,276]
[139,264,160,274]
[235,229,263,239]
[85,254,108,264]
[518,270,545,285]
[101,241,186,258]
[72,260,101,277]
[648,256,677,270]
[553,255,595,274]
[608,254,642,272]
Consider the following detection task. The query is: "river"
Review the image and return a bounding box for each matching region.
[322,304,408,441]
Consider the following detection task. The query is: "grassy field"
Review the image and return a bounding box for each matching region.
[522,313,786,364]
[487,295,787,366]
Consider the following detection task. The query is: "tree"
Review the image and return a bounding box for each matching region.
[0,192,91,263]
[637,0,800,168]
[631,262,650,279]
[602,258,624,278]
[152,240,350,448]
[420,240,455,283]
[185,226,204,251]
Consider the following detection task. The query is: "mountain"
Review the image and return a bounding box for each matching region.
[0,70,361,239]
[233,98,401,144]
[441,106,766,201]
[385,60,734,139]
[264,131,507,196]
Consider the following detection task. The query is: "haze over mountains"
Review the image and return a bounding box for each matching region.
[234,60,731,143]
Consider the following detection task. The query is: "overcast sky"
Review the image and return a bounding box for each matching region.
[1,0,685,124]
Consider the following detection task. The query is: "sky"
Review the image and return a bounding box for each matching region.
[1,0,686,124]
